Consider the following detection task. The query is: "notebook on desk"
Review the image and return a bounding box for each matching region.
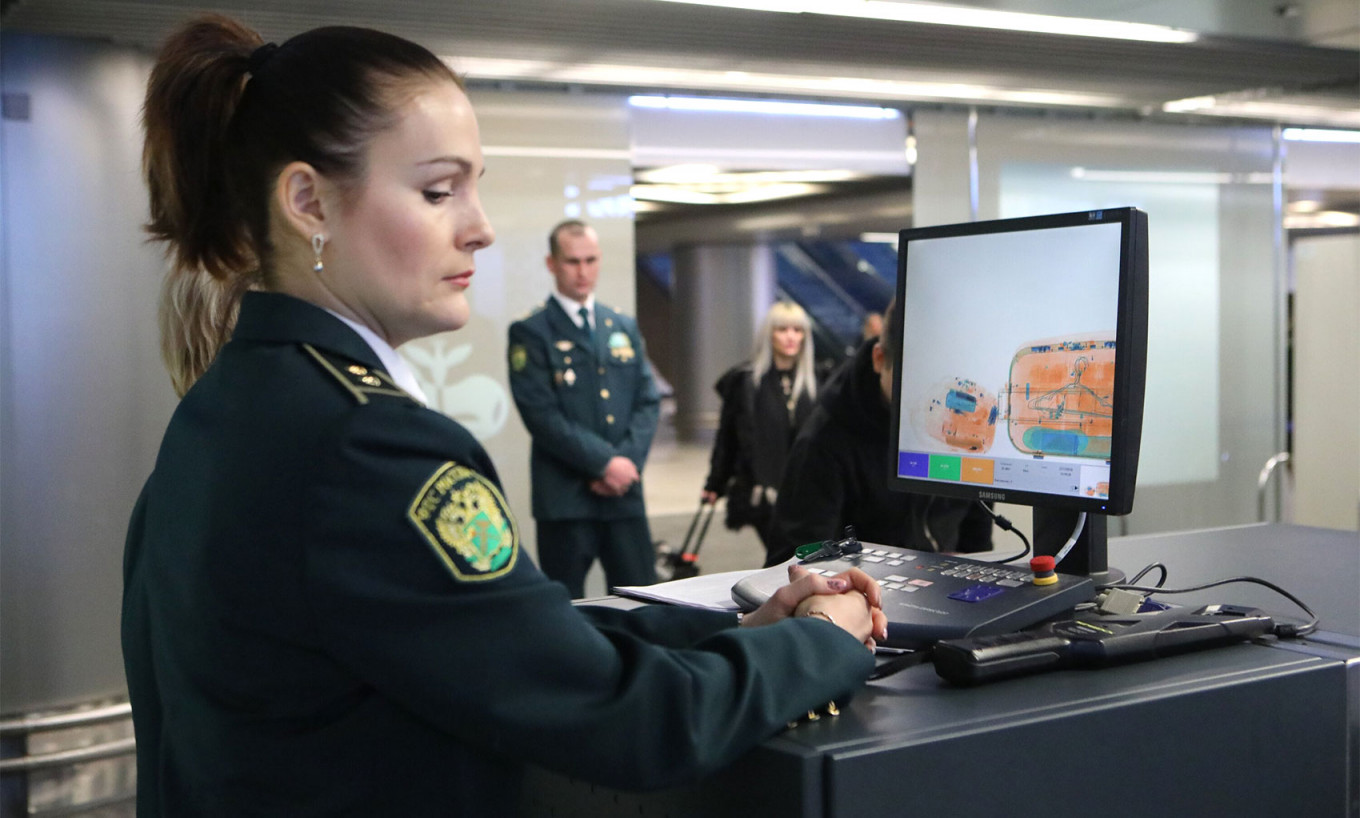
[730,543,1096,649]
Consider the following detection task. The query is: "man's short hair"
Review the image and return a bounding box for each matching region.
[548,219,590,257]
[880,298,901,366]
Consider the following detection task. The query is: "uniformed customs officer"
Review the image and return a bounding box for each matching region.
[507,220,660,598]
[123,14,888,817]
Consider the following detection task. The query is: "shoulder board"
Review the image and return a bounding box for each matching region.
[302,344,415,406]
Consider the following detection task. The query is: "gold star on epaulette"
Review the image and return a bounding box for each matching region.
[302,344,413,405]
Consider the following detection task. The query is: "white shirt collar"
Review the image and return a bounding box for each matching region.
[324,309,430,405]
[551,291,596,329]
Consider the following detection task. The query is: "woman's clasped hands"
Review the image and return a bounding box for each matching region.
[741,564,889,650]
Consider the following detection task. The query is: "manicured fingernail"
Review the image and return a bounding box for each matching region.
[827,579,847,591]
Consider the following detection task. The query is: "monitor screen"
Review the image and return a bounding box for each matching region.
[889,208,1148,517]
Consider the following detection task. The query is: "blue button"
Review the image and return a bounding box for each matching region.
[948,584,1007,603]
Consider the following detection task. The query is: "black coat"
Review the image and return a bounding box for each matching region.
[122,292,874,816]
[703,363,816,529]
[767,339,994,566]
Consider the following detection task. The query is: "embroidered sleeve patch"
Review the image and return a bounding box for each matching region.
[509,344,528,373]
[408,462,518,582]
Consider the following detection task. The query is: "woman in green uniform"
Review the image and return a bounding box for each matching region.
[122,14,887,816]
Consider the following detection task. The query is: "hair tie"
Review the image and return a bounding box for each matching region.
[247,42,279,75]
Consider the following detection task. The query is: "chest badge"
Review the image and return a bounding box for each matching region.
[608,332,635,363]
[408,462,518,582]
[555,340,574,352]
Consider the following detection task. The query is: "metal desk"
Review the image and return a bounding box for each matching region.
[523,524,1360,818]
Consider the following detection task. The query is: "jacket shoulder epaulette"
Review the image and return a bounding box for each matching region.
[302,344,415,406]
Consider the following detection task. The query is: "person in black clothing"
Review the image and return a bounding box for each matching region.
[766,300,994,566]
[702,301,820,551]
[122,15,889,816]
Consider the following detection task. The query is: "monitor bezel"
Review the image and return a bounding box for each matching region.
[888,207,1148,516]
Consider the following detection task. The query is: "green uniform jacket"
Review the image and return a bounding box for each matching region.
[122,292,873,817]
[507,297,659,521]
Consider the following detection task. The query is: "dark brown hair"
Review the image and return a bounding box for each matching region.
[142,14,461,394]
[880,297,901,367]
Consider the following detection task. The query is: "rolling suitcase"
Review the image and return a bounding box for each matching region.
[654,500,715,581]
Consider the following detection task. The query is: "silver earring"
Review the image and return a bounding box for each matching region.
[311,233,327,273]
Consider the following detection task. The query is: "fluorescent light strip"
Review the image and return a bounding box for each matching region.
[1161,96,1216,113]
[632,182,829,204]
[482,146,632,159]
[1284,211,1360,229]
[1282,128,1360,144]
[1070,168,1274,185]
[636,166,867,184]
[629,94,899,119]
[650,0,1198,43]
[1163,97,1360,129]
[456,57,1126,110]
[632,146,912,166]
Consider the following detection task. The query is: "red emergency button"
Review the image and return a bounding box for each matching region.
[1029,555,1059,586]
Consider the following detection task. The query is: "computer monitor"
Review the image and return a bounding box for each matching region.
[888,208,1149,584]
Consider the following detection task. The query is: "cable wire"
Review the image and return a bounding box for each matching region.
[972,501,1030,563]
[1127,562,1168,588]
[1051,512,1087,566]
[1106,576,1320,637]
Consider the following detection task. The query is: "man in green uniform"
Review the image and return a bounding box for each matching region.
[507,220,660,597]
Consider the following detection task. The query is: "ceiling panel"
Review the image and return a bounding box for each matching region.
[3,0,1357,123]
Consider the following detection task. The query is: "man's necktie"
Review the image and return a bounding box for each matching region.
[578,306,594,345]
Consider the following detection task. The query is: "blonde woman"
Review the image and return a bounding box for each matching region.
[702,301,820,551]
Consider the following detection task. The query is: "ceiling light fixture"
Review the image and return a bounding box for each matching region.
[632,181,830,204]
[629,94,900,119]
[456,57,1124,110]
[635,166,867,184]
[1162,96,1360,129]
[650,0,1198,43]
[1161,96,1217,113]
[1284,210,1360,229]
[1070,168,1274,184]
[1282,128,1360,144]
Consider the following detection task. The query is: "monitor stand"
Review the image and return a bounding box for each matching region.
[1032,509,1125,587]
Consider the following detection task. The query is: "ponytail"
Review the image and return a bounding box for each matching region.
[158,269,252,398]
[143,14,261,394]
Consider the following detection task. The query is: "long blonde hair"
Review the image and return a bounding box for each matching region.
[750,301,817,402]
